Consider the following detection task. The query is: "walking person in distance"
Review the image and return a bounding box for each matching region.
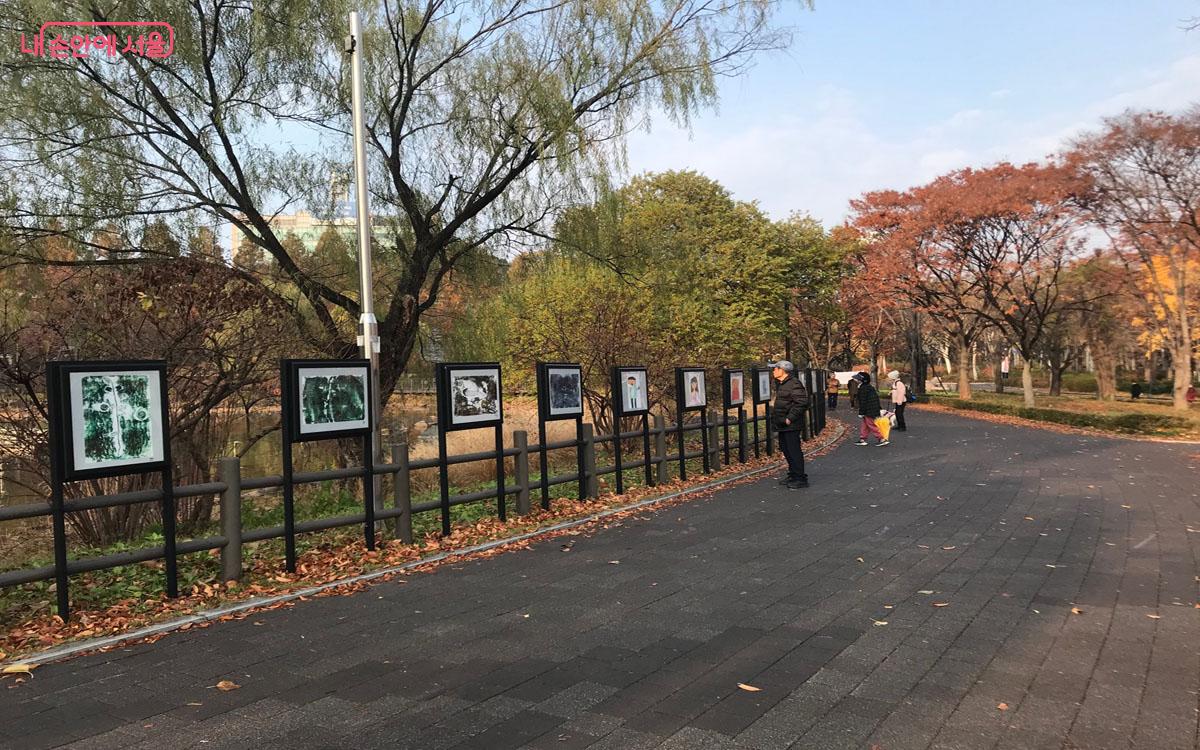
[769,360,809,489]
[826,372,839,410]
[847,372,860,410]
[854,372,888,446]
[888,370,908,432]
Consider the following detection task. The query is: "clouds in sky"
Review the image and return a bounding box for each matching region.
[623,53,1200,227]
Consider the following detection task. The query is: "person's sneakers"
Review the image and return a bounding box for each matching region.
[787,479,809,489]
[855,439,868,446]
[778,476,792,485]
[877,439,890,446]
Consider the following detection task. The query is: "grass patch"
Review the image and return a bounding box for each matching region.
[929,392,1192,436]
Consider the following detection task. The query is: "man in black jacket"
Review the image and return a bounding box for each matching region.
[769,360,809,489]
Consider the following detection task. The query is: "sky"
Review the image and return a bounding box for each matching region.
[623,1,1200,226]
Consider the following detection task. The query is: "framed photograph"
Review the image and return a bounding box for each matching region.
[440,362,503,431]
[753,367,772,404]
[725,369,746,408]
[612,366,649,416]
[538,362,584,421]
[52,361,170,481]
[283,359,371,442]
[676,367,707,411]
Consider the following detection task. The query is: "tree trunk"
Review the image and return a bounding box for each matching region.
[1021,359,1036,407]
[955,333,972,400]
[1093,343,1117,401]
[1172,340,1193,411]
[994,351,1005,395]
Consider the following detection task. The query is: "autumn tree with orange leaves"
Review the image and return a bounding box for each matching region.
[1070,109,1200,410]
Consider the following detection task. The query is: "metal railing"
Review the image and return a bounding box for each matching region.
[1,373,830,618]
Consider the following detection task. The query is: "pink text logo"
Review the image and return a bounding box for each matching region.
[20,21,175,60]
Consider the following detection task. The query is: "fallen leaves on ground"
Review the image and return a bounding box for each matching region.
[997,702,1009,711]
[214,680,240,691]
[932,602,950,608]
[1,664,35,677]
[1146,614,1161,620]
[737,683,761,692]
[1071,607,1084,615]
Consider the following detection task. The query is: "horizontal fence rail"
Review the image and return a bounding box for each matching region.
[2,372,830,619]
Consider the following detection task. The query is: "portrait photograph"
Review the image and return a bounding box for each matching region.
[616,368,648,415]
[726,369,745,407]
[756,369,772,403]
[678,368,706,410]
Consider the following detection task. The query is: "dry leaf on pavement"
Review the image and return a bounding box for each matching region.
[737,683,761,692]
[997,702,1009,711]
[1071,607,1084,615]
[1,664,36,676]
[215,680,240,691]
[932,602,950,608]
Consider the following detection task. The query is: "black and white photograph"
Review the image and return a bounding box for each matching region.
[614,367,648,415]
[540,363,584,420]
[441,363,504,430]
[57,362,168,479]
[282,360,372,442]
[725,369,745,408]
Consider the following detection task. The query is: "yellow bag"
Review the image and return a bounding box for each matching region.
[875,416,892,441]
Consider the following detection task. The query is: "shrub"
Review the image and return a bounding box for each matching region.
[931,397,1188,435]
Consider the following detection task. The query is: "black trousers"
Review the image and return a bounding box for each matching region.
[894,402,907,430]
[827,393,838,409]
[778,429,806,481]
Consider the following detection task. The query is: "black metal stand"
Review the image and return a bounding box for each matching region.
[574,417,584,502]
[700,410,710,474]
[538,411,549,509]
[642,413,653,486]
[160,461,178,598]
[613,411,624,495]
[722,411,731,465]
[495,424,506,521]
[437,419,451,536]
[362,432,375,550]
[737,406,746,463]
[280,393,297,572]
[752,403,760,459]
[46,363,69,621]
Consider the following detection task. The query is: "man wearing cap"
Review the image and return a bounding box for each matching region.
[769,360,809,489]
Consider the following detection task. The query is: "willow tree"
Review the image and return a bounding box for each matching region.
[0,0,794,400]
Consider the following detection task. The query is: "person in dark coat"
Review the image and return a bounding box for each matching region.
[847,373,860,410]
[854,372,888,446]
[1130,382,1143,400]
[769,360,809,489]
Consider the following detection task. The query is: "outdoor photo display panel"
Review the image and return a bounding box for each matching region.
[754,367,772,404]
[284,360,372,442]
[677,368,707,411]
[539,363,584,420]
[55,361,169,481]
[725,369,745,408]
[613,366,649,416]
[441,362,503,430]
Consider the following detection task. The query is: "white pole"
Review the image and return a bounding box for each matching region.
[348,11,383,513]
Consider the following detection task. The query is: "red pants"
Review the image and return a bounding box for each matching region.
[860,416,883,441]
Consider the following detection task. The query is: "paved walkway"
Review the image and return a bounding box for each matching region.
[3,410,1199,750]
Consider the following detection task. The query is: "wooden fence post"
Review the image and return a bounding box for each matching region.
[218,456,242,582]
[514,430,531,515]
[392,442,413,543]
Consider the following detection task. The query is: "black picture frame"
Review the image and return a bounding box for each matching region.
[612,366,649,416]
[538,362,584,421]
[439,362,504,431]
[676,367,707,411]
[753,367,773,405]
[282,359,372,443]
[724,369,746,409]
[51,360,171,481]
